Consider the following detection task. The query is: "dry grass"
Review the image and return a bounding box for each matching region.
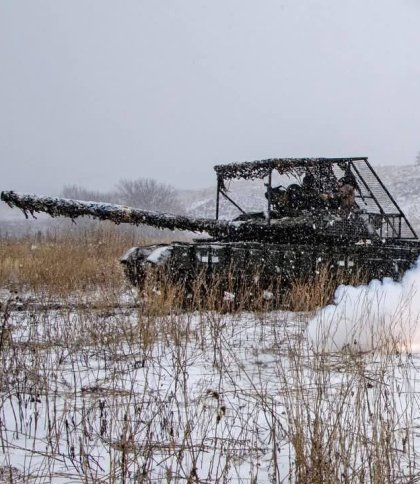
[286,267,369,312]
[0,226,143,295]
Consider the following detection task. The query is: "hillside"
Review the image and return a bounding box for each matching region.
[375,165,420,231]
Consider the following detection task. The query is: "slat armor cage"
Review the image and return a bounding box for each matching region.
[214,157,417,240]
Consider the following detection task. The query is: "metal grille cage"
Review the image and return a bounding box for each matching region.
[347,159,416,239]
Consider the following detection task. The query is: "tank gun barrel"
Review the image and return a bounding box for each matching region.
[1,190,367,243]
[1,191,229,236]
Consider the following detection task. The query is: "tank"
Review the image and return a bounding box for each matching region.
[2,157,420,299]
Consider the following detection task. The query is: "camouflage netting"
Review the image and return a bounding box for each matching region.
[1,191,228,235]
[213,157,366,181]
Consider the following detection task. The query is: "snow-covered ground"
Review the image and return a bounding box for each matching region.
[2,261,420,482]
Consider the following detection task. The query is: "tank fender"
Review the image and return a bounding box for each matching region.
[120,246,156,264]
[120,245,172,286]
[145,246,173,265]
[120,245,173,266]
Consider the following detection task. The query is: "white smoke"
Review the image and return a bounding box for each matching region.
[307,260,420,353]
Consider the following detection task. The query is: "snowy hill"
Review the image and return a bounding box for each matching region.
[375,165,420,231]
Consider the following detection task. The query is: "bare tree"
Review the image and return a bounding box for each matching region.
[61,184,117,203]
[116,178,184,214]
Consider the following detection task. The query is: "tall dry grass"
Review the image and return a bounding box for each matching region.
[286,266,369,312]
[0,226,145,295]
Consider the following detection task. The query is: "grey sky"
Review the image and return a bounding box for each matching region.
[1,0,419,194]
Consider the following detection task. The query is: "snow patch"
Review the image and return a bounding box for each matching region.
[146,246,172,265]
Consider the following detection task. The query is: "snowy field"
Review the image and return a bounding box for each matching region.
[2,262,420,482]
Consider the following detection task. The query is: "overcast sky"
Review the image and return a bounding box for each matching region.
[1,0,419,194]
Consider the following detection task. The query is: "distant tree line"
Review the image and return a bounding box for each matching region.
[60,178,186,239]
[61,185,116,204]
[61,178,185,215]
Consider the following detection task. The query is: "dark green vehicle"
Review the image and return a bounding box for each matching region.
[2,157,420,299]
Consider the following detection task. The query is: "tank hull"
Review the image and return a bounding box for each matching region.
[121,239,420,294]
